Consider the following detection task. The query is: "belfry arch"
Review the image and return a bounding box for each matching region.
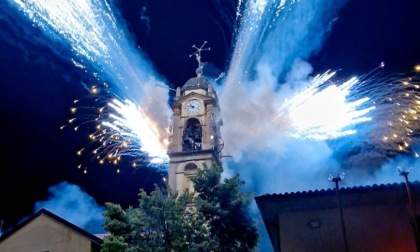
[182,118,202,151]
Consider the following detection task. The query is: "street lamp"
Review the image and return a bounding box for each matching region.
[329,173,350,252]
[398,166,420,251]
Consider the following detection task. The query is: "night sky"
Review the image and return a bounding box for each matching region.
[1,0,420,250]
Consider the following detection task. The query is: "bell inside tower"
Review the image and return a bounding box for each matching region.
[182,118,202,151]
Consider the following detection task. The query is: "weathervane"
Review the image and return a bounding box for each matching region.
[189,41,211,75]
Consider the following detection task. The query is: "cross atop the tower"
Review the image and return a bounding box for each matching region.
[189,41,210,76]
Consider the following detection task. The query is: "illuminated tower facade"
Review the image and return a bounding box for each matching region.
[168,44,223,193]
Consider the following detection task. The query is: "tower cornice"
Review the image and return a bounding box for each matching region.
[168,149,221,166]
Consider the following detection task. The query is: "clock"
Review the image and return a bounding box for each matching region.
[185,99,201,115]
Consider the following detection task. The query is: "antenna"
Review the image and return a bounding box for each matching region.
[189,41,211,72]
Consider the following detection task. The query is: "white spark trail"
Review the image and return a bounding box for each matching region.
[8,0,171,167]
[277,71,374,140]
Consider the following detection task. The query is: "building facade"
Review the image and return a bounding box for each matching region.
[0,208,103,252]
[256,181,420,252]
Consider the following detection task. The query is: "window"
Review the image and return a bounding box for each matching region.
[184,163,197,175]
[184,163,198,193]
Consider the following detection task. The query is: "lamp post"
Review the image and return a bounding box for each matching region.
[398,166,420,251]
[329,173,350,252]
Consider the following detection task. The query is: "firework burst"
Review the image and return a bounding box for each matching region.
[273,63,420,158]
[275,70,374,140]
[9,0,172,172]
[365,70,420,157]
[61,85,169,173]
[8,0,420,174]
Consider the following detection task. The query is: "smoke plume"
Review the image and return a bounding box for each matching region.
[34,181,106,234]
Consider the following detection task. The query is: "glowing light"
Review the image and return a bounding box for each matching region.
[274,67,420,157]
[367,73,420,155]
[104,98,169,158]
[7,0,156,100]
[10,0,420,173]
[9,0,172,171]
[275,71,374,140]
[67,96,169,170]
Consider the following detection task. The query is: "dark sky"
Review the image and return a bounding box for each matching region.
[0,0,237,235]
[0,0,420,249]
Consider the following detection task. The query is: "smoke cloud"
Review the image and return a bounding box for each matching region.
[219,2,349,249]
[217,2,420,250]
[34,181,106,234]
[218,0,420,196]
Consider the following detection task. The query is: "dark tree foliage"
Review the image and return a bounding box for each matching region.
[101,163,259,251]
[102,184,216,252]
[192,163,259,251]
[101,203,131,251]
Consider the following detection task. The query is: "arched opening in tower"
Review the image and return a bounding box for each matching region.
[182,118,202,151]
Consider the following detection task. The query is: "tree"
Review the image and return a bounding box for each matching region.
[102,183,217,252]
[101,163,259,251]
[192,163,259,251]
[101,203,130,252]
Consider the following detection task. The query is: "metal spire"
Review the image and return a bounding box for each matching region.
[189,41,211,76]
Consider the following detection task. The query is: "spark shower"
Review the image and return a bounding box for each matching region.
[5,0,420,173]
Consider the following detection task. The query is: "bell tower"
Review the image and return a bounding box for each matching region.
[168,42,224,193]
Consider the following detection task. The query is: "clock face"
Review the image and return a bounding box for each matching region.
[185,99,201,115]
